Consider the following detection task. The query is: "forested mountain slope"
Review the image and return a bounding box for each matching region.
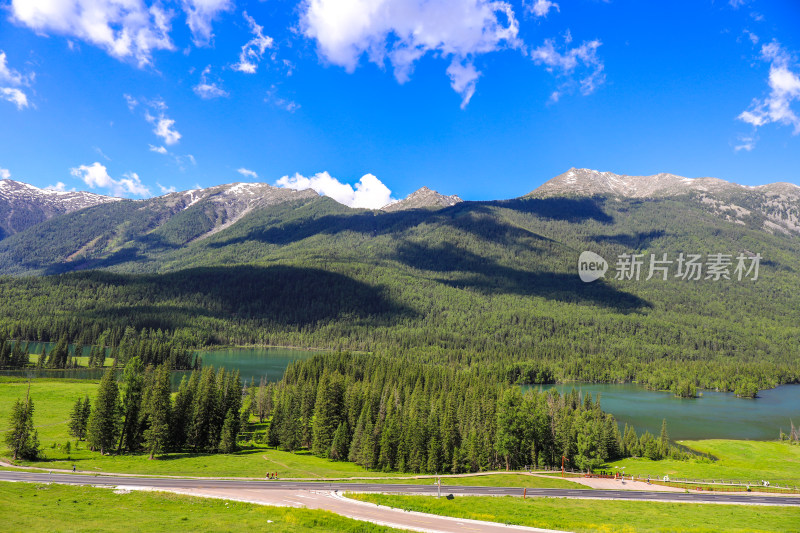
[0,171,798,393]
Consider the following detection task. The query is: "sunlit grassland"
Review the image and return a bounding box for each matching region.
[348,493,800,533]
[0,481,400,532]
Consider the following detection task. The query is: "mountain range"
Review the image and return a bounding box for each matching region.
[1,168,797,268]
[0,169,798,392]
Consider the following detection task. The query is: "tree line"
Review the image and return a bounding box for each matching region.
[260,352,686,473]
[7,352,688,472]
[68,359,241,458]
[0,327,197,370]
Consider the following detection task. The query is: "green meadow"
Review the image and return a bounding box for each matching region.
[348,494,800,533]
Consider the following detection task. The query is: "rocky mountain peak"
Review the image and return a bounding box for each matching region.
[381,186,462,212]
[0,178,118,238]
[530,168,800,236]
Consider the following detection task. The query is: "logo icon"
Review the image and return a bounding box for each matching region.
[578,251,608,283]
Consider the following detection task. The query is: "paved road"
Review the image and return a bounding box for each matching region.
[2,471,797,506]
[2,471,798,533]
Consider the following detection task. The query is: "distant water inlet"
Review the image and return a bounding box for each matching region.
[522,383,800,441]
[0,345,318,387]
[181,346,318,385]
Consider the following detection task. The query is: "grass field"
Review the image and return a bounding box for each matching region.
[348,494,800,533]
[26,354,114,367]
[0,481,399,532]
[605,440,800,486]
[0,377,99,444]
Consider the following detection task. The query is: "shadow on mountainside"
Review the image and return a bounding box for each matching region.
[48,265,415,329]
[207,197,614,249]
[394,241,650,312]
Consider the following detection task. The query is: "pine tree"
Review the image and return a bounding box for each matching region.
[623,423,638,457]
[311,372,344,457]
[117,357,145,453]
[69,396,91,440]
[170,373,196,450]
[5,387,40,460]
[9,341,27,368]
[143,364,172,459]
[87,368,120,455]
[219,409,238,453]
[495,388,524,470]
[190,367,219,451]
[330,422,350,461]
[48,336,69,369]
[255,377,269,423]
[36,345,48,369]
[659,419,670,458]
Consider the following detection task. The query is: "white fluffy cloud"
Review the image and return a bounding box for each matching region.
[276,171,395,209]
[301,0,520,107]
[529,0,559,17]
[0,88,28,110]
[149,144,168,154]
[157,182,176,193]
[0,51,32,110]
[71,162,150,197]
[0,168,10,179]
[738,41,800,137]
[193,65,228,99]
[233,12,274,74]
[0,51,31,86]
[182,0,233,46]
[46,181,74,191]
[145,111,182,145]
[10,0,174,67]
[531,36,605,97]
[237,168,258,179]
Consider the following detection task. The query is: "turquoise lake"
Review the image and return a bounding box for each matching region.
[523,382,800,441]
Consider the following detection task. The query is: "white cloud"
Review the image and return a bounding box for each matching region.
[157,182,177,194]
[729,0,748,8]
[734,135,756,151]
[301,0,520,107]
[0,51,32,110]
[530,36,605,96]
[70,162,150,197]
[233,12,274,74]
[0,168,10,180]
[46,181,74,191]
[237,168,258,179]
[446,60,480,109]
[529,0,559,17]
[738,41,800,137]
[181,0,233,46]
[145,111,182,145]
[0,88,28,110]
[10,0,174,67]
[0,51,32,86]
[265,85,301,112]
[149,144,168,154]
[276,171,396,209]
[193,65,228,99]
[124,93,138,110]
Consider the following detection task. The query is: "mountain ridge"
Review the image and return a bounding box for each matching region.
[0,178,118,238]
[531,168,800,236]
[382,186,463,211]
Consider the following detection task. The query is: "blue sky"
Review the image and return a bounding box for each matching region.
[1,0,799,207]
